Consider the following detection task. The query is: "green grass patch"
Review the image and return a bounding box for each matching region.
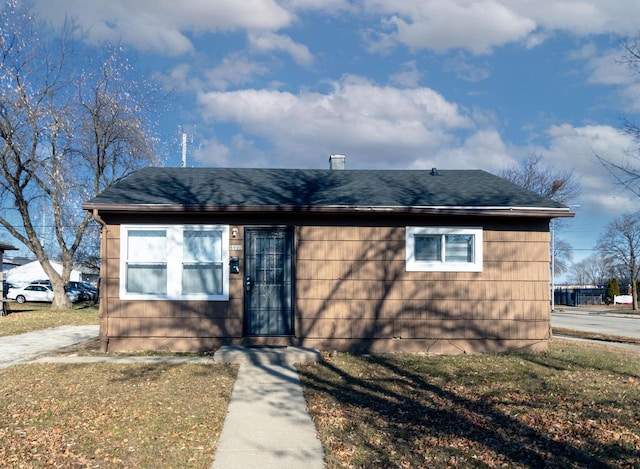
[0,302,98,337]
[298,340,640,468]
[0,362,237,468]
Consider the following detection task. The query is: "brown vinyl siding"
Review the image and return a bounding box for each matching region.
[97,218,551,354]
[295,223,550,353]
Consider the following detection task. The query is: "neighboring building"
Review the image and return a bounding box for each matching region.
[0,242,19,314]
[6,260,83,285]
[83,163,573,354]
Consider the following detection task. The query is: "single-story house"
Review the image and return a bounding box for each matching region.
[82,160,574,354]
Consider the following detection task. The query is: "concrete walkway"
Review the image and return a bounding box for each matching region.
[0,324,99,369]
[211,346,325,469]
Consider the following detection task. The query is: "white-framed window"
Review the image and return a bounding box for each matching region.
[406,227,483,272]
[120,224,229,301]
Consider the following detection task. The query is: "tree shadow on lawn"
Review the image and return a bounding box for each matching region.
[298,354,629,468]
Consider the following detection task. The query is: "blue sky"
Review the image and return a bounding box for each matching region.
[23,0,640,274]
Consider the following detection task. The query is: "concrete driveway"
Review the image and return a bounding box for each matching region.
[0,325,99,369]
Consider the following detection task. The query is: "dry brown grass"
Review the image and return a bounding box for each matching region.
[298,339,640,468]
[0,361,237,468]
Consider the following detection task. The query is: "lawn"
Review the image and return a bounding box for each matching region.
[298,340,640,468]
[2,303,639,468]
[0,362,237,468]
[0,302,99,337]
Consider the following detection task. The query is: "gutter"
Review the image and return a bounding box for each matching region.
[83,204,575,219]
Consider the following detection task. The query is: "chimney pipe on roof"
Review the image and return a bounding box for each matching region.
[329,154,345,170]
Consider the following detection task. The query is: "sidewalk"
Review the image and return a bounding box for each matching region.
[211,346,325,469]
[0,324,99,369]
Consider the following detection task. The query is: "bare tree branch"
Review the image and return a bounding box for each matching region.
[0,2,162,308]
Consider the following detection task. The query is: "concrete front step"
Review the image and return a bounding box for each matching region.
[214,345,322,365]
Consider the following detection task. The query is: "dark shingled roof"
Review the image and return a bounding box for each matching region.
[83,167,572,216]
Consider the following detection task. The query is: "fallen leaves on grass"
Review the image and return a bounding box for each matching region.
[0,362,237,468]
[298,340,640,468]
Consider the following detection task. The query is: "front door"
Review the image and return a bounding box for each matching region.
[244,227,294,336]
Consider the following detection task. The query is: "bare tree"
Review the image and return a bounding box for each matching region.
[552,238,573,278]
[568,254,613,286]
[0,2,160,308]
[500,154,580,284]
[499,154,580,204]
[596,213,640,310]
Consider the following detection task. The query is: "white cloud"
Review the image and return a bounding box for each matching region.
[542,124,638,215]
[443,53,491,82]
[389,61,423,87]
[191,137,231,166]
[248,32,313,66]
[364,0,640,54]
[384,1,536,55]
[197,76,473,167]
[568,43,640,112]
[426,129,514,171]
[32,0,294,56]
[576,47,632,86]
[205,54,271,91]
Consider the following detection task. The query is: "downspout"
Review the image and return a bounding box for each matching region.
[92,209,109,352]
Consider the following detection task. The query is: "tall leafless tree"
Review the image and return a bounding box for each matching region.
[596,213,640,310]
[500,154,580,283]
[0,1,160,308]
[500,154,580,204]
[568,254,614,286]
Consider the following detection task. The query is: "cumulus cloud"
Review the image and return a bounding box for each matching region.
[542,124,638,215]
[389,61,423,87]
[248,32,313,66]
[205,54,271,91]
[429,129,515,172]
[364,0,640,55]
[196,76,473,167]
[32,0,293,55]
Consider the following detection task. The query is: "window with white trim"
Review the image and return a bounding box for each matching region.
[406,227,483,272]
[120,225,229,300]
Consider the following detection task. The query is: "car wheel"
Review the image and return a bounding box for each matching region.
[16,295,26,304]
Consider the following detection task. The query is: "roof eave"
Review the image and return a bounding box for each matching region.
[83,203,575,218]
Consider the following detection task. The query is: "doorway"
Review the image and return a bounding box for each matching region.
[243,227,294,336]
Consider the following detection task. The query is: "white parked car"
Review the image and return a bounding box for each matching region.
[7,284,79,304]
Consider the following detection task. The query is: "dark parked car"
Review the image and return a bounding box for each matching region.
[67,281,98,301]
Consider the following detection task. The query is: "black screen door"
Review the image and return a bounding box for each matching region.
[244,228,294,336]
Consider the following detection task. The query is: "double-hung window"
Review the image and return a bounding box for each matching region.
[121,224,229,300]
[406,227,483,272]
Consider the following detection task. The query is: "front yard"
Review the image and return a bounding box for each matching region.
[1,304,639,468]
[298,340,640,468]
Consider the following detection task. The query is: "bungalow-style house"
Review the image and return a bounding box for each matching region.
[83,159,574,354]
